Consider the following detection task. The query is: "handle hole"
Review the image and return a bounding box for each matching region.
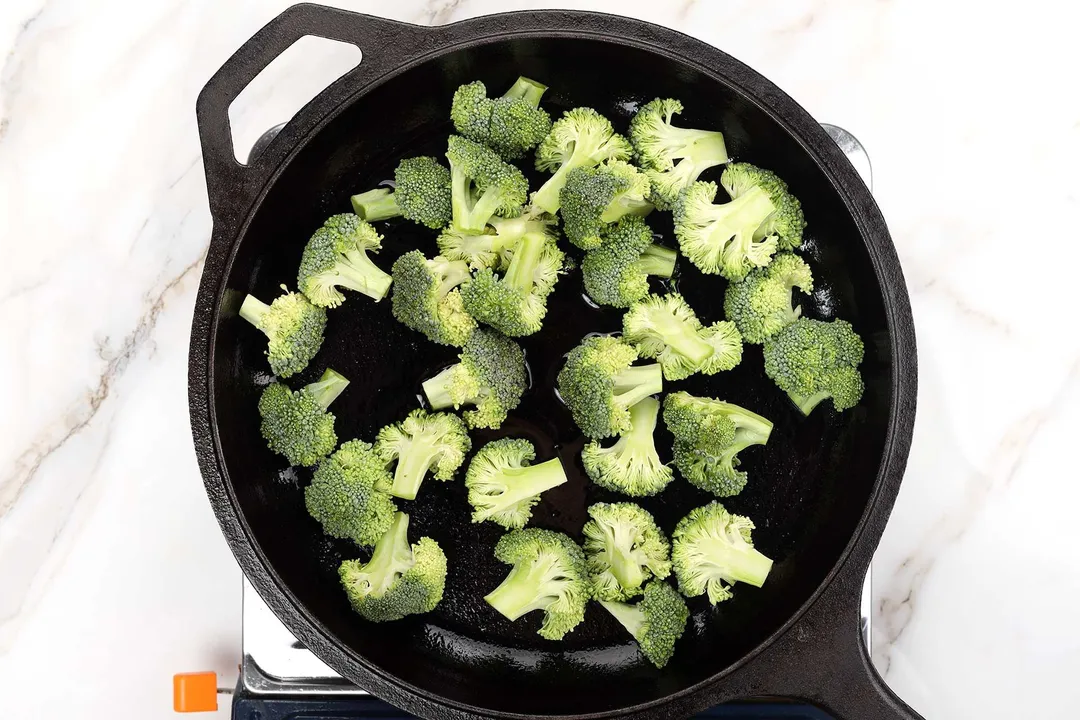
[228,36,362,164]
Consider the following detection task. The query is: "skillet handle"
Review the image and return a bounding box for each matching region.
[195,3,432,220]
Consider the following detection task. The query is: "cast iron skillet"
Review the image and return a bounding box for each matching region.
[189,5,920,719]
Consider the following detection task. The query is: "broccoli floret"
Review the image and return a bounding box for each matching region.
[763,318,865,414]
[375,409,471,501]
[258,368,349,466]
[724,252,814,344]
[600,580,689,669]
[583,502,671,602]
[484,528,590,640]
[421,328,527,429]
[465,438,568,529]
[581,216,676,308]
[532,107,633,215]
[239,287,327,378]
[437,213,555,272]
[581,397,672,497]
[451,77,553,160]
[663,392,772,497]
[556,335,664,440]
[390,251,476,347]
[446,135,528,233]
[622,293,743,381]
[460,225,564,337]
[629,98,730,211]
[559,160,653,250]
[296,214,393,308]
[672,501,773,605]
[721,162,806,250]
[673,180,779,281]
[305,440,397,546]
[350,156,453,230]
[339,511,447,622]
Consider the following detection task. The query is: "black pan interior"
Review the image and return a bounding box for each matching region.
[211,36,893,716]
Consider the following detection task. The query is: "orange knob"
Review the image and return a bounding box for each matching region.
[173,672,218,713]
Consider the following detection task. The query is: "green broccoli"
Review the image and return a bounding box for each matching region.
[629,98,730,211]
[724,252,814,344]
[339,511,447,622]
[305,440,397,546]
[672,501,773,605]
[446,135,528,233]
[673,180,778,281]
[763,318,865,414]
[390,251,476,347]
[437,213,554,271]
[257,368,349,467]
[663,392,772,498]
[581,397,672,497]
[451,77,553,160]
[559,160,653,250]
[465,438,568,529]
[622,293,743,381]
[350,156,453,229]
[375,409,471,501]
[421,328,527,429]
[556,335,663,440]
[581,216,676,308]
[296,214,392,308]
[459,224,564,337]
[721,162,806,250]
[600,580,689,669]
[239,287,327,378]
[484,528,590,640]
[583,502,671,602]
[532,107,633,214]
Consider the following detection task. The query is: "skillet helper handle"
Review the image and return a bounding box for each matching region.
[195,3,431,219]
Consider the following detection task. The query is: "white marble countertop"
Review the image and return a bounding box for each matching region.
[2,0,1078,718]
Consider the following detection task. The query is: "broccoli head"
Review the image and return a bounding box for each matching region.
[375,409,471,501]
[583,502,671,602]
[239,287,327,378]
[339,512,447,622]
[721,162,806,250]
[258,368,349,467]
[532,107,633,214]
[350,156,453,229]
[581,216,676,308]
[672,501,773,605]
[673,180,779,281]
[724,252,814,344]
[763,318,865,415]
[460,225,564,337]
[559,160,653,250]
[465,438,568,529]
[391,251,476,347]
[421,328,527,429]
[484,528,590,640]
[581,397,672,497]
[451,77,553,160]
[305,440,397,546]
[600,580,689,669]
[557,335,664,440]
[296,214,393,308]
[628,98,730,211]
[446,135,528,233]
[622,293,743,381]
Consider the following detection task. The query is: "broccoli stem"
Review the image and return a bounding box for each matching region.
[626,397,660,443]
[449,167,478,231]
[502,76,547,107]
[351,188,402,222]
[684,133,729,165]
[338,249,393,300]
[789,389,833,416]
[600,198,654,225]
[533,158,584,215]
[306,369,350,411]
[390,446,440,500]
[612,364,663,409]
[363,513,414,595]
[708,536,773,588]
[422,366,466,410]
[599,600,644,640]
[634,245,677,279]
[503,230,545,293]
[653,311,716,366]
[480,459,567,518]
[484,554,561,620]
[709,187,776,240]
[239,295,269,328]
